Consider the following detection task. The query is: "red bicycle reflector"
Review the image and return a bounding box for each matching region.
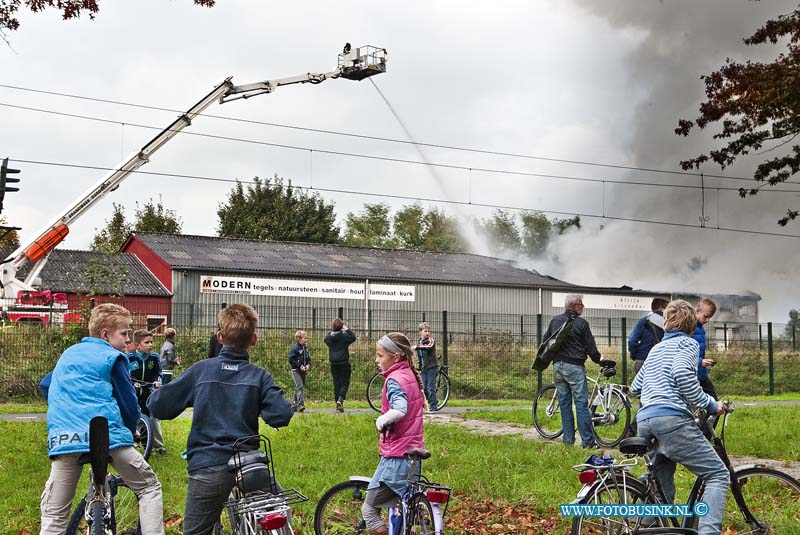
[259,513,287,530]
[427,489,449,503]
[579,470,597,484]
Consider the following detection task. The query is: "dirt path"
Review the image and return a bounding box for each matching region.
[426,412,800,481]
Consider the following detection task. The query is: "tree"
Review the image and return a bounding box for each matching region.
[420,208,466,253]
[481,210,521,257]
[85,255,128,297]
[91,203,131,254]
[393,204,426,249]
[784,309,800,341]
[676,6,800,226]
[217,176,340,243]
[0,215,20,252]
[519,211,551,257]
[342,203,393,248]
[134,198,182,234]
[1,0,214,33]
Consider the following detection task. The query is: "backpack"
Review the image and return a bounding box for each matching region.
[532,316,575,371]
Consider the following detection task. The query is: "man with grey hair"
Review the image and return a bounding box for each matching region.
[542,294,605,448]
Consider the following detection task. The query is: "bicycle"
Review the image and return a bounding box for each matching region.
[368,365,450,413]
[214,435,308,535]
[66,416,142,535]
[570,401,800,534]
[130,378,157,459]
[532,359,631,447]
[314,447,450,534]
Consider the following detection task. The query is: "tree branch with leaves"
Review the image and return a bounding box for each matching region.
[676,5,800,226]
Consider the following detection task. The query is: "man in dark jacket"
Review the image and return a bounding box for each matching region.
[628,298,669,376]
[324,318,357,412]
[543,294,602,448]
[149,304,293,534]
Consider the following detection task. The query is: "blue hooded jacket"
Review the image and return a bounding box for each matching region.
[693,321,709,381]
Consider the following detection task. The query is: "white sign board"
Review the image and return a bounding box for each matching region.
[200,275,415,302]
[551,292,653,312]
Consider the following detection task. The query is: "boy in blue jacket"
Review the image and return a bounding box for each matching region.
[148,304,293,535]
[39,303,164,535]
[288,330,311,412]
[128,329,165,454]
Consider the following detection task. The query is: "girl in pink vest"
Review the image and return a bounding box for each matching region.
[361,332,426,535]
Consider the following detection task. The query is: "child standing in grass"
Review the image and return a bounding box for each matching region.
[288,330,311,412]
[128,329,165,455]
[362,332,427,535]
[148,304,293,535]
[159,327,180,386]
[39,304,164,535]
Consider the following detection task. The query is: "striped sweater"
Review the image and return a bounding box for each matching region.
[630,331,718,422]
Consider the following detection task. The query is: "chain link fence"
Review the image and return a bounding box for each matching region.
[1,297,798,402]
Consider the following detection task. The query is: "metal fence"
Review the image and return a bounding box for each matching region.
[1,296,798,402]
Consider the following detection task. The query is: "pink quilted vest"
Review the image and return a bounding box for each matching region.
[380,361,424,458]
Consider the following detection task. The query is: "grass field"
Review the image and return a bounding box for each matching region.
[3,401,797,534]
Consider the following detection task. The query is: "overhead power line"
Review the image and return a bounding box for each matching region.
[13,157,800,240]
[4,101,800,196]
[0,82,783,185]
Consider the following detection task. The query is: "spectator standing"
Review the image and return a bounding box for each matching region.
[159,327,180,385]
[412,322,439,411]
[630,299,727,535]
[129,329,166,455]
[324,318,357,413]
[288,330,312,412]
[543,294,603,448]
[207,327,223,359]
[628,298,669,376]
[148,304,293,535]
[694,298,718,400]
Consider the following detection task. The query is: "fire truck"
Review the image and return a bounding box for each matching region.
[0,45,387,326]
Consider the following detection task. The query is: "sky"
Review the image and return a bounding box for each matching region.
[1,0,799,322]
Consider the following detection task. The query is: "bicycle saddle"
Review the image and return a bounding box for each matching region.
[619,437,655,456]
[404,447,431,460]
[599,359,617,368]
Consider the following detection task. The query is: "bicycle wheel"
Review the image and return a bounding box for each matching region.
[691,467,800,534]
[110,478,142,535]
[434,370,450,410]
[405,494,435,535]
[367,373,384,413]
[314,479,370,535]
[134,416,153,461]
[571,473,669,535]
[532,383,563,439]
[90,500,106,535]
[591,388,631,448]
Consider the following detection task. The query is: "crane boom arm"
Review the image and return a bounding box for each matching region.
[1,44,387,298]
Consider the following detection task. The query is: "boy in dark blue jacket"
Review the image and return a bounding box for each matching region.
[128,329,165,453]
[148,304,293,535]
[288,330,311,412]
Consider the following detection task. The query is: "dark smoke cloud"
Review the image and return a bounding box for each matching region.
[534,0,800,322]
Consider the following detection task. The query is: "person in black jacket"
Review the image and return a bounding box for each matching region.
[207,327,222,359]
[288,330,311,412]
[542,294,603,448]
[324,318,357,412]
[149,304,293,534]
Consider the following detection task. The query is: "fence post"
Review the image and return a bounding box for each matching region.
[520,315,524,341]
[536,313,543,392]
[89,298,95,310]
[793,323,796,352]
[442,310,448,366]
[188,303,195,330]
[472,314,476,342]
[607,318,612,346]
[768,322,774,395]
[759,324,763,351]
[337,307,343,320]
[312,308,316,330]
[723,322,728,350]
[422,311,426,323]
[621,317,628,384]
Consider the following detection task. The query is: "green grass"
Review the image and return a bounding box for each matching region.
[0,402,46,413]
[0,413,604,535]
[463,405,800,461]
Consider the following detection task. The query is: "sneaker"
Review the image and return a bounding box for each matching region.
[336,401,344,413]
[298,406,306,412]
[582,442,599,449]
[155,447,166,455]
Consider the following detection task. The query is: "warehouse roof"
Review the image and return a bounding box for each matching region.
[31,250,170,296]
[127,233,587,289]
